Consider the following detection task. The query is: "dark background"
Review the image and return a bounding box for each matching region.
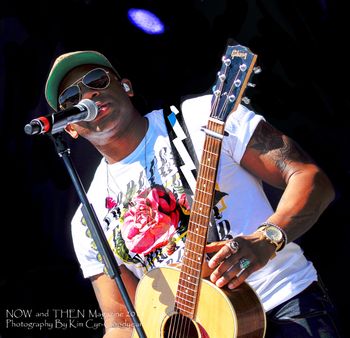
[1,0,349,337]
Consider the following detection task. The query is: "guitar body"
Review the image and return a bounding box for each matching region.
[132,266,266,337]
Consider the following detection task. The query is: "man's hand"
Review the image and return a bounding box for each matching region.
[205,234,276,289]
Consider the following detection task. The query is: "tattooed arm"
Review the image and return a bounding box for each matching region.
[240,120,335,242]
[207,120,335,289]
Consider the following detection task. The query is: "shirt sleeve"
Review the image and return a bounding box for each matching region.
[70,159,111,279]
[181,94,264,164]
[224,103,265,163]
[71,205,105,278]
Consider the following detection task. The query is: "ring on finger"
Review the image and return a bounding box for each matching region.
[239,257,250,270]
[226,240,239,254]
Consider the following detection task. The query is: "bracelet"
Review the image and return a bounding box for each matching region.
[258,221,288,251]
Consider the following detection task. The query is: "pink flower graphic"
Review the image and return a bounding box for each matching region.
[178,193,190,215]
[105,196,117,209]
[121,187,181,255]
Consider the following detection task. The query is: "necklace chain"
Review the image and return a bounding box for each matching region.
[106,118,148,200]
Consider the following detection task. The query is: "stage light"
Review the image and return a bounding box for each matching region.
[127,8,165,35]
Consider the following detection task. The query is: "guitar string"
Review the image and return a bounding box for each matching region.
[187,126,220,337]
[179,83,225,337]
[169,140,209,336]
[221,65,242,120]
[221,63,235,118]
[183,67,244,337]
[174,127,222,337]
[186,80,231,336]
[189,64,247,337]
[171,138,213,337]
[211,61,229,119]
[182,315,191,337]
[172,97,226,338]
[168,57,245,336]
[172,132,215,337]
[172,311,181,338]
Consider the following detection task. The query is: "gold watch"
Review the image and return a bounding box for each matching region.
[257,223,287,253]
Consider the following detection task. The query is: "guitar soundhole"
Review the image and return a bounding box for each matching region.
[163,313,200,338]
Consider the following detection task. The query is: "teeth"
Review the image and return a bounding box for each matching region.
[98,104,108,113]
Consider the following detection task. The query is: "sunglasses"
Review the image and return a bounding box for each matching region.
[58,68,112,109]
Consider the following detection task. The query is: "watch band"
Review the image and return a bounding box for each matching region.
[258,221,288,252]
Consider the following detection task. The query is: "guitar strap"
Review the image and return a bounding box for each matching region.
[163,104,221,243]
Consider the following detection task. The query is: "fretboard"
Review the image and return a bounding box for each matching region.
[175,118,226,318]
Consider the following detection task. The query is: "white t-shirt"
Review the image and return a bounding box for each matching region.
[71,94,317,311]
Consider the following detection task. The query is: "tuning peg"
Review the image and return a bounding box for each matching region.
[239,64,247,72]
[228,95,236,102]
[253,66,262,74]
[234,79,241,87]
[247,82,256,87]
[241,97,251,105]
[222,56,231,66]
[218,73,226,82]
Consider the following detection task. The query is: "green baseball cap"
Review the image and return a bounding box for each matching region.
[45,50,121,111]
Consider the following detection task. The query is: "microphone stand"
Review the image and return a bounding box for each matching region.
[48,132,146,338]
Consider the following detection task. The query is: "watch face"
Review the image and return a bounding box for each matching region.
[266,226,283,242]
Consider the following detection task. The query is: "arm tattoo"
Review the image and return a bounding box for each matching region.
[248,121,314,172]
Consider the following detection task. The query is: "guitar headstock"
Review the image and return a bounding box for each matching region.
[211,42,258,122]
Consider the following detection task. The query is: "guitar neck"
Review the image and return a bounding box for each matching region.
[174,42,258,319]
[175,118,225,318]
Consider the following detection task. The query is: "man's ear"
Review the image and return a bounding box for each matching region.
[121,79,134,97]
[64,124,79,139]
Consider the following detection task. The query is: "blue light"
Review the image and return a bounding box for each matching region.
[127,8,165,35]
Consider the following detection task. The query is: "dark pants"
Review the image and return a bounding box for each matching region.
[265,280,343,337]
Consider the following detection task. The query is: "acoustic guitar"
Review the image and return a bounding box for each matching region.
[132,41,266,338]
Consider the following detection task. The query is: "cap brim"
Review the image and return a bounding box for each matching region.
[45,51,120,111]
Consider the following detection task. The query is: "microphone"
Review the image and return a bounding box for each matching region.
[24,99,98,135]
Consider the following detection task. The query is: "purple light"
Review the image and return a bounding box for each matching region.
[127,8,165,35]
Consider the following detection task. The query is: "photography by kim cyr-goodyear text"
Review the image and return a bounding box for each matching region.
[4,307,106,333]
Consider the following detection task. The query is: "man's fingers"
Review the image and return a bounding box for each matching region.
[208,242,235,269]
[205,240,229,253]
[227,266,253,289]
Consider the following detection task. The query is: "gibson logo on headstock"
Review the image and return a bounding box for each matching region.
[231,49,247,59]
